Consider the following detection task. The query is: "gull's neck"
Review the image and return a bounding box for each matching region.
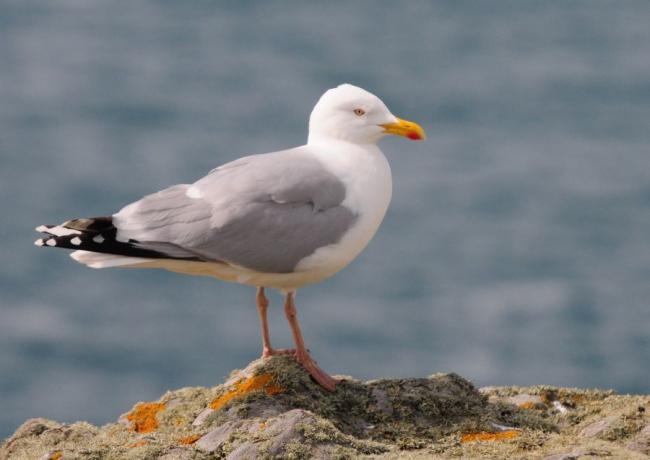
[305,138,389,190]
[307,138,384,167]
[307,129,382,146]
[307,136,382,155]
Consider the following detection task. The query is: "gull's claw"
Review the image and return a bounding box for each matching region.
[293,349,338,391]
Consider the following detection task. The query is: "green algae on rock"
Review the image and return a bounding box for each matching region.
[1,356,648,459]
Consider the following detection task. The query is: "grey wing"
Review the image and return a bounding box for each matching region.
[113,147,357,273]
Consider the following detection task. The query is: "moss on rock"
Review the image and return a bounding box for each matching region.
[1,357,648,459]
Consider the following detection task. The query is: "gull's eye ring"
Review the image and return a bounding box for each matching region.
[353,108,366,116]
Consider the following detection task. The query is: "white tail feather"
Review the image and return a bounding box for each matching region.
[70,250,153,269]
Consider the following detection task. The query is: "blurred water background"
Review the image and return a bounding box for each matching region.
[1,0,649,439]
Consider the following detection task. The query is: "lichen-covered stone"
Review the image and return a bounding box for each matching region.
[626,423,650,454]
[579,416,618,438]
[1,357,648,459]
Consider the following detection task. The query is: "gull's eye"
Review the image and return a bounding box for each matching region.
[353,108,366,116]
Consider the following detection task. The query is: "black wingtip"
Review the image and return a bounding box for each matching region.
[34,216,201,261]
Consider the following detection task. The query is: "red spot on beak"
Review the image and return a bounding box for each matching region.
[407,131,421,140]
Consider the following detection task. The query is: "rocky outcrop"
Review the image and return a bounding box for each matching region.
[1,357,648,459]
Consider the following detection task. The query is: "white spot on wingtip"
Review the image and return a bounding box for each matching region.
[70,237,82,246]
[186,186,203,199]
[34,239,44,246]
[46,239,56,246]
[36,225,48,232]
[93,234,105,243]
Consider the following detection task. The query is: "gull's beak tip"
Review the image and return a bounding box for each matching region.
[382,117,426,141]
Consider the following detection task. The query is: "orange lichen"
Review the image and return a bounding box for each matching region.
[49,452,63,460]
[127,440,149,448]
[461,430,519,443]
[178,434,202,445]
[210,373,284,411]
[519,401,537,410]
[126,402,166,433]
[569,394,586,405]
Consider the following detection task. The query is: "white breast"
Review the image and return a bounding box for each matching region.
[295,141,392,277]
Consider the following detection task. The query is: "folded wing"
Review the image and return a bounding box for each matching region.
[113,147,357,273]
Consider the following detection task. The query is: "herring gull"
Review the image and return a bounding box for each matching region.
[35,83,426,390]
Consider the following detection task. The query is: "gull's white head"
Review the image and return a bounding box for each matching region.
[308,83,426,145]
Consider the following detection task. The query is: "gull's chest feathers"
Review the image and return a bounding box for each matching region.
[295,142,393,274]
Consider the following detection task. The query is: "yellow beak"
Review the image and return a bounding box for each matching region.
[381,117,426,140]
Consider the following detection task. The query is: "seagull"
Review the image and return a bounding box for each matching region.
[34,84,425,391]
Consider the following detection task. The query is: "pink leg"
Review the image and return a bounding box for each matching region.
[283,291,337,391]
[256,287,294,358]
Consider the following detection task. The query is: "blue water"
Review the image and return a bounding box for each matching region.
[1,1,649,439]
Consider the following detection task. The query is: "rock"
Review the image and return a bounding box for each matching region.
[371,388,393,416]
[195,421,239,453]
[192,408,214,427]
[265,409,316,456]
[1,357,649,459]
[626,423,650,454]
[7,419,62,443]
[158,448,197,460]
[579,416,617,438]
[226,441,259,460]
[544,451,584,460]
